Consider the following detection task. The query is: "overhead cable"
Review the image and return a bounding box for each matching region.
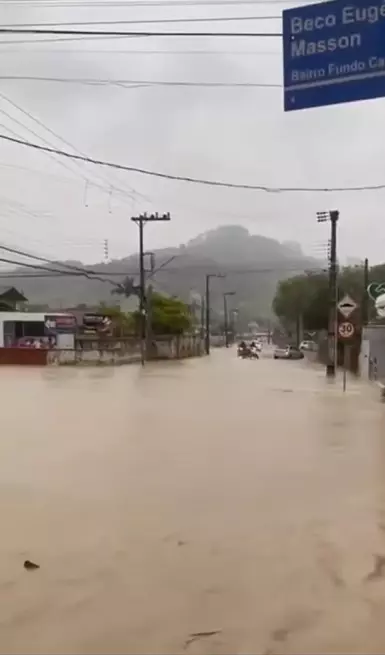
[0,75,281,87]
[0,27,282,37]
[2,16,282,28]
[5,48,281,55]
[0,133,382,195]
[0,264,323,278]
[0,35,144,45]
[0,91,148,202]
[0,244,121,287]
[0,0,322,6]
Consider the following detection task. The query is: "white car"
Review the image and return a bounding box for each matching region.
[274,345,304,360]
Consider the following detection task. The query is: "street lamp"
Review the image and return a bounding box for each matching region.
[205,273,225,355]
[223,291,236,348]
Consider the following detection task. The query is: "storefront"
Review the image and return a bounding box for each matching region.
[0,312,77,348]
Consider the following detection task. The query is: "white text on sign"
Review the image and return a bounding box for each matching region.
[289,2,385,59]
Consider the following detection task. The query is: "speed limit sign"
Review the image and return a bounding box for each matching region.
[338,321,355,339]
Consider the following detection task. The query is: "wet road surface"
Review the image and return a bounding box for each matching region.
[1,349,385,654]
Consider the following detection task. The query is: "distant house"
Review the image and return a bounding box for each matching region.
[0,287,27,311]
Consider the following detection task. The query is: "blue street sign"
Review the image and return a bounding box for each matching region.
[283,0,385,111]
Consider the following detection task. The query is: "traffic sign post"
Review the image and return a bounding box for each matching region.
[337,322,354,392]
[283,0,385,111]
[343,343,350,393]
[337,295,358,319]
[338,321,355,339]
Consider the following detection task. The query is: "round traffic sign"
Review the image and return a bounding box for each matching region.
[338,321,355,339]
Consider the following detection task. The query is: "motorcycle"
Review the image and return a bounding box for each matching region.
[237,345,259,359]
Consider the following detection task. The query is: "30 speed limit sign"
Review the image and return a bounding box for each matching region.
[338,321,355,339]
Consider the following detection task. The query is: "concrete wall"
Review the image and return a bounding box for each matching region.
[0,348,47,366]
[360,324,385,380]
[48,336,204,366]
[0,336,205,366]
[149,335,204,360]
[47,349,141,366]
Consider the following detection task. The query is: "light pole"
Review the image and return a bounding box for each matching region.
[131,213,170,365]
[205,273,225,355]
[317,209,339,377]
[223,291,235,347]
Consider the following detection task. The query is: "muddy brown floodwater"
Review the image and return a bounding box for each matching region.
[1,349,385,654]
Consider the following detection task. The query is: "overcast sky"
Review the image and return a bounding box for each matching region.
[0,0,384,267]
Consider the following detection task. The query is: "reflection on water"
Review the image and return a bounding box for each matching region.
[1,352,385,654]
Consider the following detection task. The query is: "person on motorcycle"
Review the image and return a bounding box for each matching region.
[238,341,247,355]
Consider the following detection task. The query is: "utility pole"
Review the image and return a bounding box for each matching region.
[144,252,155,361]
[362,257,369,327]
[145,283,153,361]
[205,273,225,355]
[200,296,205,341]
[131,213,170,365]
[317,209,339,377]
[223,291,235,348]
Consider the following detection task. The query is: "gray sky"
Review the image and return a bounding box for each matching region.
[0,0,384,267]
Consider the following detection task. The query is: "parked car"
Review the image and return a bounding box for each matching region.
[274,345,304,360]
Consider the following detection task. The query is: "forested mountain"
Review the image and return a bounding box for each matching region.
[5,225,321,322]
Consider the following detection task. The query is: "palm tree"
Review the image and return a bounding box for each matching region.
[112,276,140,298]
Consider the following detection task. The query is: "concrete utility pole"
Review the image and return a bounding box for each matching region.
[317,209,339,377]
[144,252,155,361]
[205,273,225,355]
[145,283,153,360]
[131,213,170,365]
[223,291,235,347]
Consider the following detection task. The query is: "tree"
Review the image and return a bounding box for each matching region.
[273,272,329,331]
[111,276,139,298]
[273,265,369,331]
[132,292,192,336]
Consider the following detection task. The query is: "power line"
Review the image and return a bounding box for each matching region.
[2,16,282,28]
[0,75,281,87]
[4,48,281,55]
[0,35,144,45]
[0,243,119,286]
[0,264,323,278]
[1,132,382,195]
[0,91,149,203]
[0,0,320,6]
[0,255,87,276]
[0,28,282,37]
[0,257,125,290]
[121,264,321,275]
[0,102,114,193]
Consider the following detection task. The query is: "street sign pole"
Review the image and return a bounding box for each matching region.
[283,0,385,112]
[343,344,347,393]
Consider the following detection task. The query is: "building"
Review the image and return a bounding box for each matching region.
[0,311,77,348]
[0,286,27,312]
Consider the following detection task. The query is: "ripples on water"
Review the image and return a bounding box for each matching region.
[1,351,385,654]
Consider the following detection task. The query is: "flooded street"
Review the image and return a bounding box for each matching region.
[1,350,385,654]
